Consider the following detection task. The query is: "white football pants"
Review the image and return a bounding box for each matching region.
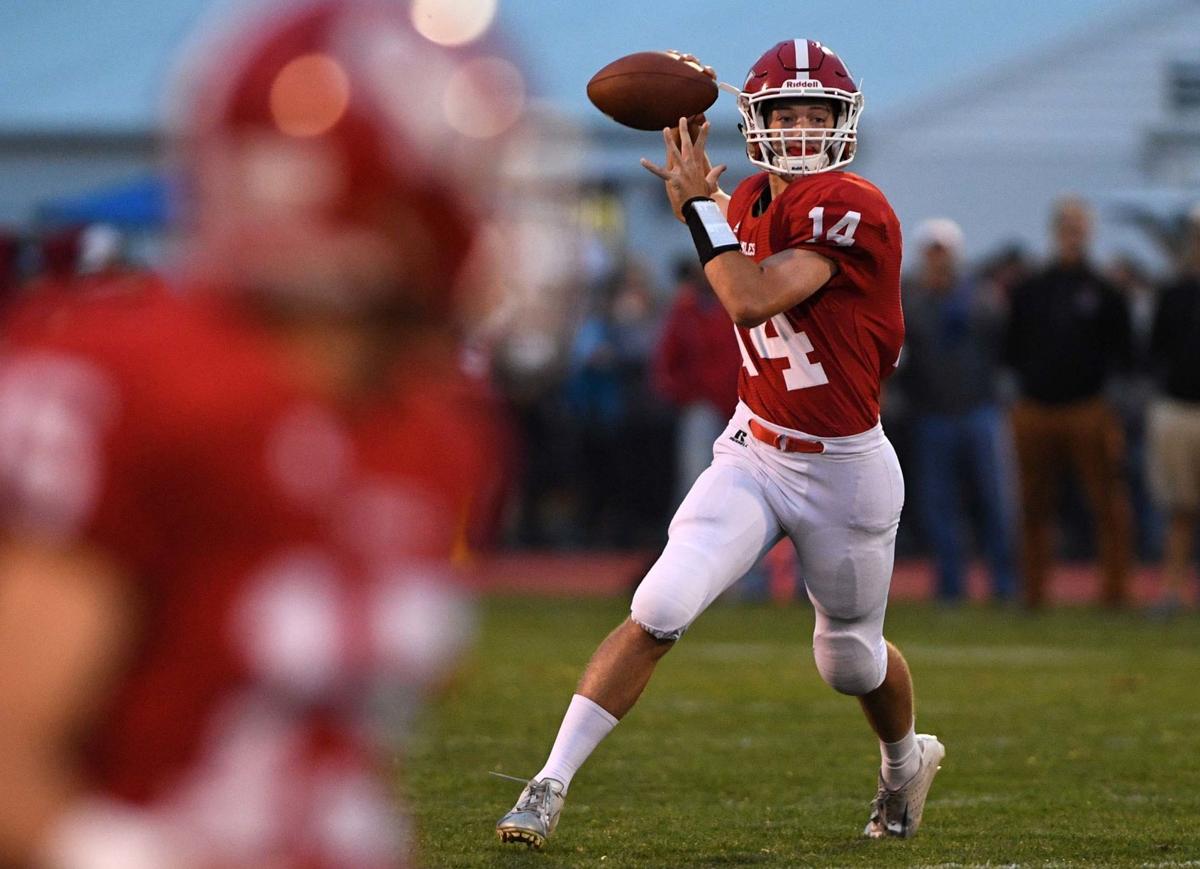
[630,401,905,695]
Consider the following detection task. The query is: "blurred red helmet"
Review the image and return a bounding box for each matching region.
[170,0,527,322]
[737,39,863,176]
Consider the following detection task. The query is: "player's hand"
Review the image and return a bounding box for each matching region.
[663,52,715,144]
[664,50,716,82]
[641,117,727,222]
[667,113,708,155]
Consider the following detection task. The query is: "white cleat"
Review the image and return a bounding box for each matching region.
[863,734,946,839]
[495,778,566,850]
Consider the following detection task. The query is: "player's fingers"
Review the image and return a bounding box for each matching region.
[677,117,693,157]
[705,164,727,189]
[695,120,711,153]
[639,157,671,180]
[662,125,683,162]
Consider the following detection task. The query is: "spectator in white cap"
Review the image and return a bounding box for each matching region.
[895,217,1018,603]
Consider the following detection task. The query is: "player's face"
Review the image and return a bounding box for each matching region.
[766,100,835,157]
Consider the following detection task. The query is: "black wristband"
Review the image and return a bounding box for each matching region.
[682,196,740,266]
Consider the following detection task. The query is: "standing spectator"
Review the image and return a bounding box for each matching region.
[567,263,671,547]
[899,218,1017,602]
[565,278,629,545]
[608,264,672,545]
[1005,197,1134,607]
[979,243,1033,306]
[1146,204,1200,611]
[653,258,740,506]
[1107,253,1162,561]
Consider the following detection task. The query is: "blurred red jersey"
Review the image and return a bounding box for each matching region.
[726,171,904,436]
[0,291,500,867]
[4,266,169,341]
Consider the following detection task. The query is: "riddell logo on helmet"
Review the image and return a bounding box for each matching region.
[782,78,821,88]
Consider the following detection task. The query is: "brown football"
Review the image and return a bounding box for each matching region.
[586,51,718,131]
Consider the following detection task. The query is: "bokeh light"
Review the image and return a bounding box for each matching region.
[410,0,498,47]
[269,53,350,138]
[442,56,525,139]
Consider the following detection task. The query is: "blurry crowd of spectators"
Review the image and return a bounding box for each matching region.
[508,197,1200,612]
[5,200,1200,611]
[887,198,1200,611]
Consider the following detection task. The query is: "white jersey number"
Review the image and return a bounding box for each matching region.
[736,315,829,391]
[805,206,861,247]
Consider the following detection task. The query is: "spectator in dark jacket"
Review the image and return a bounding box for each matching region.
[1146,204,1200,612]
[1005,196,1134,607]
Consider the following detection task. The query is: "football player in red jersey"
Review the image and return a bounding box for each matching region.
[0,2,523,867]
[498,40,943,849]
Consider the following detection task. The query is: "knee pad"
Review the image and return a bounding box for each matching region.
[812,624,887,696]
[630,536,737,641]
[630,580,699,641]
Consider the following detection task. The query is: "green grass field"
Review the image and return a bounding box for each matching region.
[407,596,1200,868]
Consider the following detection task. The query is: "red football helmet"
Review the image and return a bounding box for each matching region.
[169,0,526,323]
[737,39,863,176]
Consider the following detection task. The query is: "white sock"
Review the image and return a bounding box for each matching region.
[534,694,619,792]
[880,724,919,788]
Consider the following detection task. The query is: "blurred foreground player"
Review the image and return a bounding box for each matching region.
[498,40,943,849]
[0,2,522,866]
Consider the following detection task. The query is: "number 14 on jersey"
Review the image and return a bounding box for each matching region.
[732,204,858,392]
[736,315,829,391]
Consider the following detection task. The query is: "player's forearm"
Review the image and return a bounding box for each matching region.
[704,252,778,328]
[680,198,832,328]
[679,197,769,327]
[705,248,832,329]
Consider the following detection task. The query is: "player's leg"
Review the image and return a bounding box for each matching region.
[858,641,913,744]
[497,446,782,848]
[785,434,943,838]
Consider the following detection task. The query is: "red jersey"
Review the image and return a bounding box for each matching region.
[726,170,904,436]
[0,292,498,868]
[3,266,169,341]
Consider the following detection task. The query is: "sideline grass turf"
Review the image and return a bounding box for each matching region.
[407,596,1200,867]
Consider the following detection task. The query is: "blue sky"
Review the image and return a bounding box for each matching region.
[499,0,1129,124]
[0,0,1133,131]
